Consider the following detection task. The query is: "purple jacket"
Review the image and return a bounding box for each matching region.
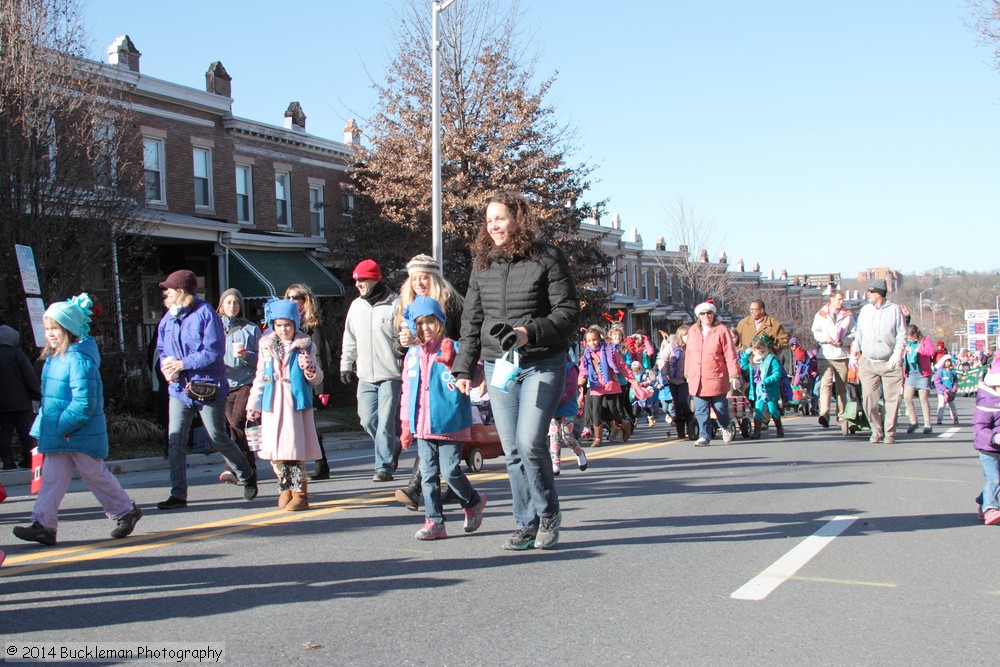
[972,384,1000,454]
[156,297,229,406]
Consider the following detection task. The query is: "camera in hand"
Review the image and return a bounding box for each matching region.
[490,323,519,351]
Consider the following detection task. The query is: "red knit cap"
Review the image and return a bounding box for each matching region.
[352,259,381,282]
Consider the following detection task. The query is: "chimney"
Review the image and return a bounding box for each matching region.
[655,235,665,251]
[611,212,621,230]
[206,61,232,97]
[752,261,760,272]
[698,249,708,262]
[107,35,141,72]
[718,251,727,265]
[736,257,745,272]
[284,102,306,133]
[344,119,361,146]
[678,244,688,255]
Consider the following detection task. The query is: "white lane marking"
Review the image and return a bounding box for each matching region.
[730,515,858,601]
[937,427,961,439]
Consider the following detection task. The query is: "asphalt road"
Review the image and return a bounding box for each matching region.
[1,398,994,666]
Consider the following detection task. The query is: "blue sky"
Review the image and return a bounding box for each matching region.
[84,0,999,278]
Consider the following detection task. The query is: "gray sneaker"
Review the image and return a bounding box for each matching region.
[502,529,537,551]
[111,502,143,539]
[535,511,562,550]
[721,424,735,444]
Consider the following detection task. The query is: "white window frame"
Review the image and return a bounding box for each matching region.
[235,164,253,224]
[193,147,213,210]
[143,137,166,204]
[309,184,325,237]
[341,191,355,217]
[43,114,57,181]
[655,271,661,301]
[275,170,291,228]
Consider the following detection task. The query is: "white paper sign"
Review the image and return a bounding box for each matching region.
[25,297,47,348]
[15,244,41,296]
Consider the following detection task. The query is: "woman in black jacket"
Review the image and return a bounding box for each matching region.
[453,191,579,551]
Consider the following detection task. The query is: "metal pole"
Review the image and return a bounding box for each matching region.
[431,0,455,270]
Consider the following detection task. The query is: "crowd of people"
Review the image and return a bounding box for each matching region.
[4,194,1000,569]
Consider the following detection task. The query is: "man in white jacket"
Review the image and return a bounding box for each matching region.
[340,259,402,481]
[811,289,854,435]
[850,279,906,444]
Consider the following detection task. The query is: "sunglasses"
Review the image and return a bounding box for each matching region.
[287,295,305,302]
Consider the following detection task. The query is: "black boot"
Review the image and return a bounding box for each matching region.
[393,456,422,511]
[774,416,785,438]
[677,419,686,439]
[750,419,761,440]
[309,437,330,480]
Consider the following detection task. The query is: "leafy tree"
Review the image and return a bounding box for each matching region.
[0,0,150,393]
[351,0,604,306]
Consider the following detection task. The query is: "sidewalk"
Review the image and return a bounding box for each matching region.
[0,416,369,488]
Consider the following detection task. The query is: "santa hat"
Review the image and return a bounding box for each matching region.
[694,300,716,315]
[936,354,953,369]
[984,353,1000,386]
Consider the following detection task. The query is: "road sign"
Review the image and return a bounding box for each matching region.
[15,244,41,296]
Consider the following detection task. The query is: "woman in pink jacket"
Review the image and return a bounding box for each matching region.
[684,301,741,446]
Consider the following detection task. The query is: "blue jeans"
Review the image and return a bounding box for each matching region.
[167,396,255,500]
[692,394,731,441]
[486,353,563,531]
[979,451,1000,511]
[416,438,478,523]
[357,379,402,473]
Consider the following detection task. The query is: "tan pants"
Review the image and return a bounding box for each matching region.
[903,385,931,426]
[858,357,904,440]
[818,358,849,419]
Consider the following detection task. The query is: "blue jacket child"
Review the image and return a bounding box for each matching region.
[739,339,785,437]
[399,295,487,541]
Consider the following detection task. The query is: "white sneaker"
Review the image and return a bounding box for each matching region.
[695,437,710,447]
[721,424,735,444]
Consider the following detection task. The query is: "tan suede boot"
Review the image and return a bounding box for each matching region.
[285,479,309,511]
[277,490,292,508]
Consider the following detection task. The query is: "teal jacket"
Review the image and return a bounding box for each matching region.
[30,337,108,458]
[740,349,781,403]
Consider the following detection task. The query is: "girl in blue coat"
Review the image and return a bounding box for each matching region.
[740,336,784,439]
[12,294,142,546]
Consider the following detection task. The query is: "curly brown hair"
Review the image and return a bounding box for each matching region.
[470,190,541,270]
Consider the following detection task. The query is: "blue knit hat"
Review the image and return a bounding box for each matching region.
[403,295,445,334]
[264,298,301,330]
[44,293,93,340]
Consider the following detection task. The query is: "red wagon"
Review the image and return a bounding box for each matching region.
[462,404,504,472]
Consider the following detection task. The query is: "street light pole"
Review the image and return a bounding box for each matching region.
[431,0,456,270]
[919,288,933,329]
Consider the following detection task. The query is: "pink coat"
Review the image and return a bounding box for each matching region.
[684,322,740,397]
[247,332,324,461]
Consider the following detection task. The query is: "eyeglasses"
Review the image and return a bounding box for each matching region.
[697,312,713,317]
[287,294,304,301]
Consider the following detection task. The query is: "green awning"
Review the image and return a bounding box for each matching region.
[228,249,346,299]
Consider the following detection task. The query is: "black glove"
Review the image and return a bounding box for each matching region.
[340,371,355,385]
[489,322,519,351]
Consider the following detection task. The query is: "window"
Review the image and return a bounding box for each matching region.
[235,165,253,224]
[309,185,324,236]
[642,270,648,300]
[193,147,213,208]
[341,192,355,217]
[42,114,56,180]
[275,171,291,227]
[655,271,661,301]
[143,137,165,203]
[93,121,116,188]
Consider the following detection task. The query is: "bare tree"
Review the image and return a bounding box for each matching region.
[969,0,1000,72]
[0,0,150,397]
[351,0,603,297]
[653,198,742,320]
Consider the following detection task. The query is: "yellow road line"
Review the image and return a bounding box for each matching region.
[790,575,897,588]
[0,435,686,577]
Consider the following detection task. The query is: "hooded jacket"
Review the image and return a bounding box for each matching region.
[684,322,740,397]
[0,324,41,412]
[852,299,906,363]
[453,243,579,380]
[156,297,229,406]
[973,383,1000,454]
[30,337,108,458]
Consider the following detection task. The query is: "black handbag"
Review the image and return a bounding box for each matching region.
[184,380,220,402]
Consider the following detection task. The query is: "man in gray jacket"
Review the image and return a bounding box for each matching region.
[340,259,402,481]
[850,279,906,444]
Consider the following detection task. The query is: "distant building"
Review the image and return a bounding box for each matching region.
[858,268,903,293]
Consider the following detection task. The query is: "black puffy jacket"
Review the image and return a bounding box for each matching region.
[453,243,579,379]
